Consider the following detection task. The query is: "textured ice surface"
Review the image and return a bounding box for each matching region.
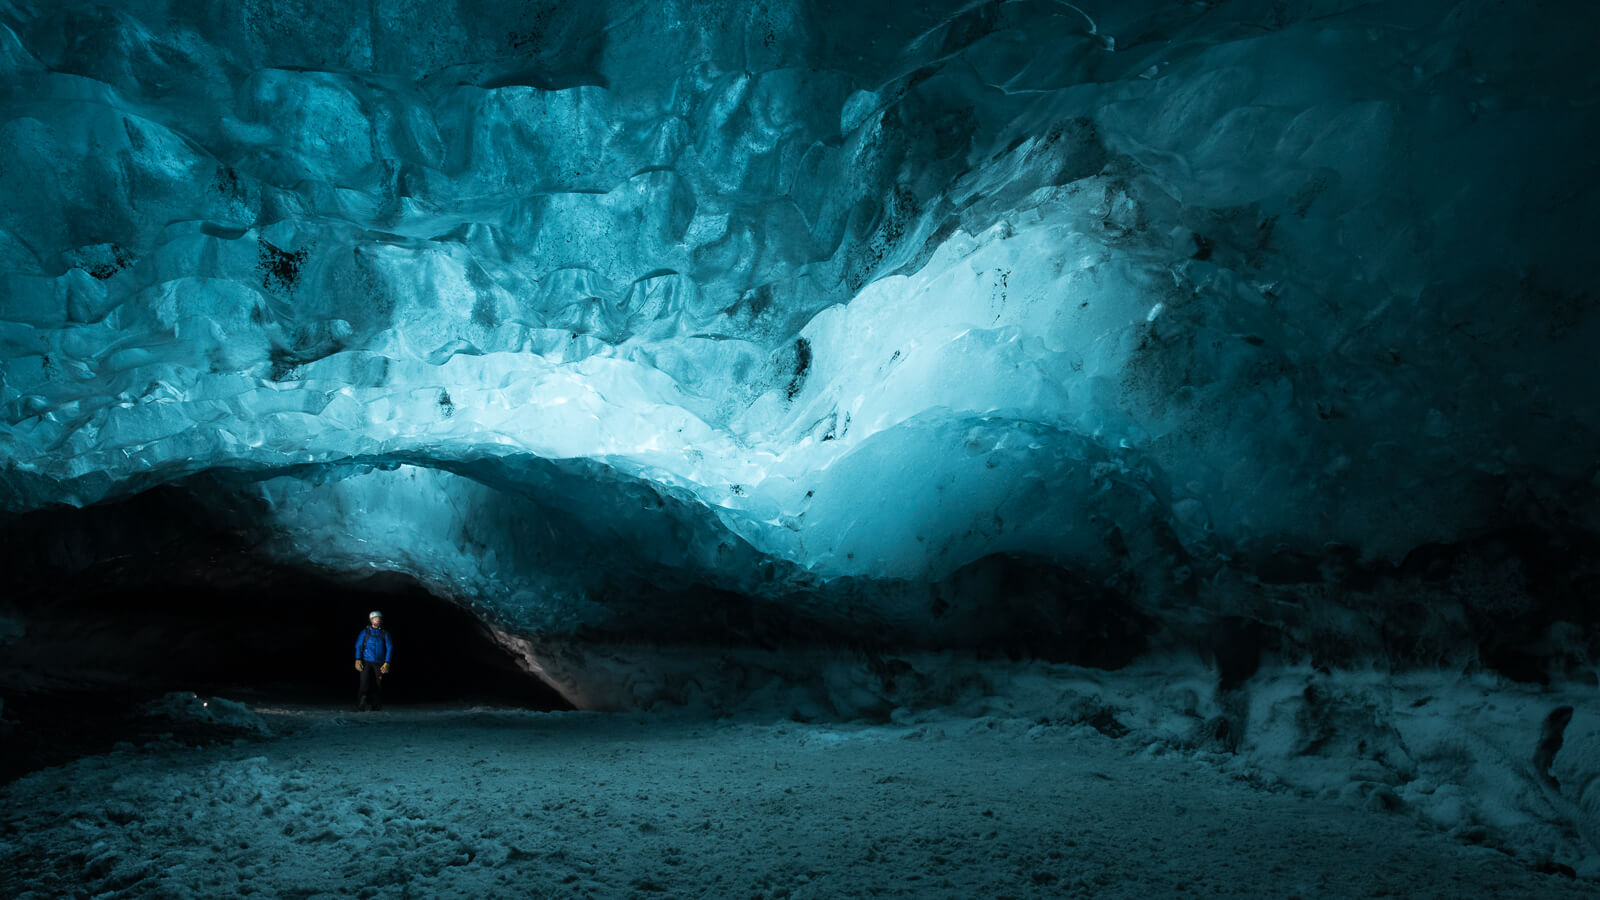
[4,667,1599,894]
[1,1,1597,669]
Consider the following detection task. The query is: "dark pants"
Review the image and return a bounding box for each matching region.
[358,661,385,710]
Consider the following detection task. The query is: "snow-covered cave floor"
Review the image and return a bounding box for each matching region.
[2,685,1594,899]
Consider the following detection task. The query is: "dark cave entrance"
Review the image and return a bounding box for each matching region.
[5,568,571,709]
[0,487,572,781]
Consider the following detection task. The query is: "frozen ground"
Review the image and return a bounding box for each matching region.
[1,665,1595,898]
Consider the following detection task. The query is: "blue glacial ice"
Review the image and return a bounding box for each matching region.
[0,0,1597,679]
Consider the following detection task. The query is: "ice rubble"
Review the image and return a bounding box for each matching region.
[141,691,273,737]
[3,663,1599,891]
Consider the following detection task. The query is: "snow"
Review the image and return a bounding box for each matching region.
[3,664,1596,897]
[141,691,273,737]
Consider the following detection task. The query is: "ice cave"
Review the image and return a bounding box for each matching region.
[1,0,1597,896]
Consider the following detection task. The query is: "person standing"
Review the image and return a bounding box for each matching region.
[353,611,393,711]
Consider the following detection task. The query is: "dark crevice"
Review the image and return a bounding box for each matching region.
[1535,705,1575,788]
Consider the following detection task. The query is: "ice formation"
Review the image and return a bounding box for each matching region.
[1,0,1597,693]
[2,0,1599,886]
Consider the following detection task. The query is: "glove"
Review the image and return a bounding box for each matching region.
[354,660,364,672]
[380,662,390,675]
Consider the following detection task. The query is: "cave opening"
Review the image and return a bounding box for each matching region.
[4,568,571,708]
[0,488,572,781]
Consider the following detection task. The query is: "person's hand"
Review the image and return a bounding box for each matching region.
[354,660,364,672]
[380,662,390,675]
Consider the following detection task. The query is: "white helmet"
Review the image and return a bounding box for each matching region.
[369,610,383,620]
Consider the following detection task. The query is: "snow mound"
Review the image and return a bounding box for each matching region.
[141,692,272,737]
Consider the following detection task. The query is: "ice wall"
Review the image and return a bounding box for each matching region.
[1,1,1597,685]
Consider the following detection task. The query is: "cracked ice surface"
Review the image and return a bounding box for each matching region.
[1,1,1598,654]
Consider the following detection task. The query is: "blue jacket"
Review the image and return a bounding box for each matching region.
[355,626,393,663]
